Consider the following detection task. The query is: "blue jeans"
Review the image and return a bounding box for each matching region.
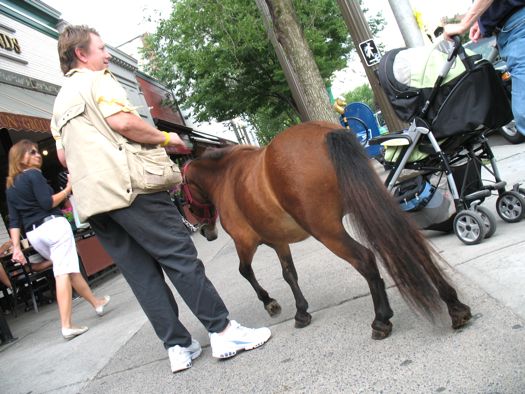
[497,7,525,136]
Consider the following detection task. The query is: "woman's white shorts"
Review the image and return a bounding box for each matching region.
[26,216,80,276]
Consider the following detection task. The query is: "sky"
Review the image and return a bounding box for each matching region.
[43,0,474,134]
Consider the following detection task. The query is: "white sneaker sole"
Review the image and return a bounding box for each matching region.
[212,334,271,359]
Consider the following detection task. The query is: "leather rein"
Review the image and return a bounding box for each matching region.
[181,161,218,224]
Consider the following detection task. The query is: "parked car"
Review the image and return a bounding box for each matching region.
[374,110,388,134]
[465,37,525,144]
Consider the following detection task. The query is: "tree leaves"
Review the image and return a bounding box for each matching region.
[143,0,384,140]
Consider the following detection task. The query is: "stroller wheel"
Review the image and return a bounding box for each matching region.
[496,191,525,223]
[453,211,486,245]
[474,206,497,238]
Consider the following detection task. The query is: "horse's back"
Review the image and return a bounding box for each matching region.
[264,121,343,185]
[269,121,341,149]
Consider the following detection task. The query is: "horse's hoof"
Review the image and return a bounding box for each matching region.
[294,313,312,328]
[451,304,472,329]
[371,321,393,340]
[265,299,282,317]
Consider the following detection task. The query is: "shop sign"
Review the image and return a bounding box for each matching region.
[0,32,21,54]
[0,111,50,133]
[0,69,60,95]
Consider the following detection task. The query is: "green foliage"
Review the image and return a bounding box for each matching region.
[143,0,385,141]
[343,83,376,112]
[246,107,300,145]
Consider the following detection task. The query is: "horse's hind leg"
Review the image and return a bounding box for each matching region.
[272,243,311,328]
[235,241,282,317]
[315,229,394,339]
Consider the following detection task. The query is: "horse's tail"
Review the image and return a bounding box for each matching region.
[326,130,445,318]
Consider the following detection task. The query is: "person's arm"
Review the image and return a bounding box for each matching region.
[8,228,27,265]
[28,170,71,209]
[56,148,67,168]
[51,180,72,208]
[95,71,189,151]
[443,0,494,40]
[51,115,67,168]
[105,112,188,150]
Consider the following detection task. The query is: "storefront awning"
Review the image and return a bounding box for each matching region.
[0,82,55,131]
[0,111,51,133]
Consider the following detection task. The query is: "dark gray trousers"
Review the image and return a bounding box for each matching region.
[88,192,229,349]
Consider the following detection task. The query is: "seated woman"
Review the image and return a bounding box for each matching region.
[0,241,53,289]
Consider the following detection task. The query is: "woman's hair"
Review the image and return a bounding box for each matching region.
[57,24,100,75]
[6,140,38,188]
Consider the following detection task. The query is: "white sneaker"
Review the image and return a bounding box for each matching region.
[209,320,271,359]
[168,339,202,373]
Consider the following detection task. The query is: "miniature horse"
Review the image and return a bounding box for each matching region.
[181,121,472,339]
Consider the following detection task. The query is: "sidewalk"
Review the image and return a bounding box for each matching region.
[1,135,524,393]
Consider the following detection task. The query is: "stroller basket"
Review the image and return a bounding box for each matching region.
[378,43,512,138]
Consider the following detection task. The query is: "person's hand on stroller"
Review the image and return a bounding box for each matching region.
[444,0,493,42]
[443,23,468,41]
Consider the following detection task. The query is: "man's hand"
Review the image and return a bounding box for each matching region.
[443,23,468,41]
[469,21,482,42]
[165,132,192,154]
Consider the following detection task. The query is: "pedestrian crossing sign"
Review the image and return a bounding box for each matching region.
[359,39,381,67]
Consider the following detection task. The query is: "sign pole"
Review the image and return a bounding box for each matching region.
[336,0,406,133]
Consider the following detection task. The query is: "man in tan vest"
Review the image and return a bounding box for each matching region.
[51,25,271,373]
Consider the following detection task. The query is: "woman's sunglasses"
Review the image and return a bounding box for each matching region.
[29,148,40,156]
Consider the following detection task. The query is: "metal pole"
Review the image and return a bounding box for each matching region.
[387,0,425,47]
[336,0,406,133]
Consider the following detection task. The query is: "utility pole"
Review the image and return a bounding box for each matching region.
[336,0,406,133]
[388,0,425,47]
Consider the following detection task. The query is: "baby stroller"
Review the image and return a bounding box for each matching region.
[371,37,524,245]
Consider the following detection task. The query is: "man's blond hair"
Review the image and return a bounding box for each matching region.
[57,25,100,75]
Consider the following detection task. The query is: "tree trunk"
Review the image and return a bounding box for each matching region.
[262,0,339,123]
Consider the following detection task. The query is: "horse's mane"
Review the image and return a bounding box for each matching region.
[199,145,258,161]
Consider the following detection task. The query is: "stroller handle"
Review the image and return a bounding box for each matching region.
[421,36,467,117]
[447,35,462,61]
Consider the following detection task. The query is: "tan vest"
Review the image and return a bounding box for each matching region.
[51,70,140,221]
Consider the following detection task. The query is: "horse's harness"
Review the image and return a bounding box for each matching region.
[181,161,218,224]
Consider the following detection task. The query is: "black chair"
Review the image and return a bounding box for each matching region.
[0,258,55,315]
[0,281,15,315]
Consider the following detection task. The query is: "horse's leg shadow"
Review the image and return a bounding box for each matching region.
[271,243,311,328]
[235,241,282,318]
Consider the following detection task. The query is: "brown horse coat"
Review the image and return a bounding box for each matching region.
[183,121,471,337]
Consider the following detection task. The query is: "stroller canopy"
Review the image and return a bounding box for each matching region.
[390,42,466,91]
[378,40,512,138]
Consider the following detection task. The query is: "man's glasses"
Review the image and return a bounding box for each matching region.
[29,149,40,156]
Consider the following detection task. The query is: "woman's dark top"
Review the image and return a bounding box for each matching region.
[6,169,63,233]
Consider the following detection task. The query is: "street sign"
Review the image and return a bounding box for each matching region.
[358,39,381,67]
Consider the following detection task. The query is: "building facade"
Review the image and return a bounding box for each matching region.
[0,0,152,249]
